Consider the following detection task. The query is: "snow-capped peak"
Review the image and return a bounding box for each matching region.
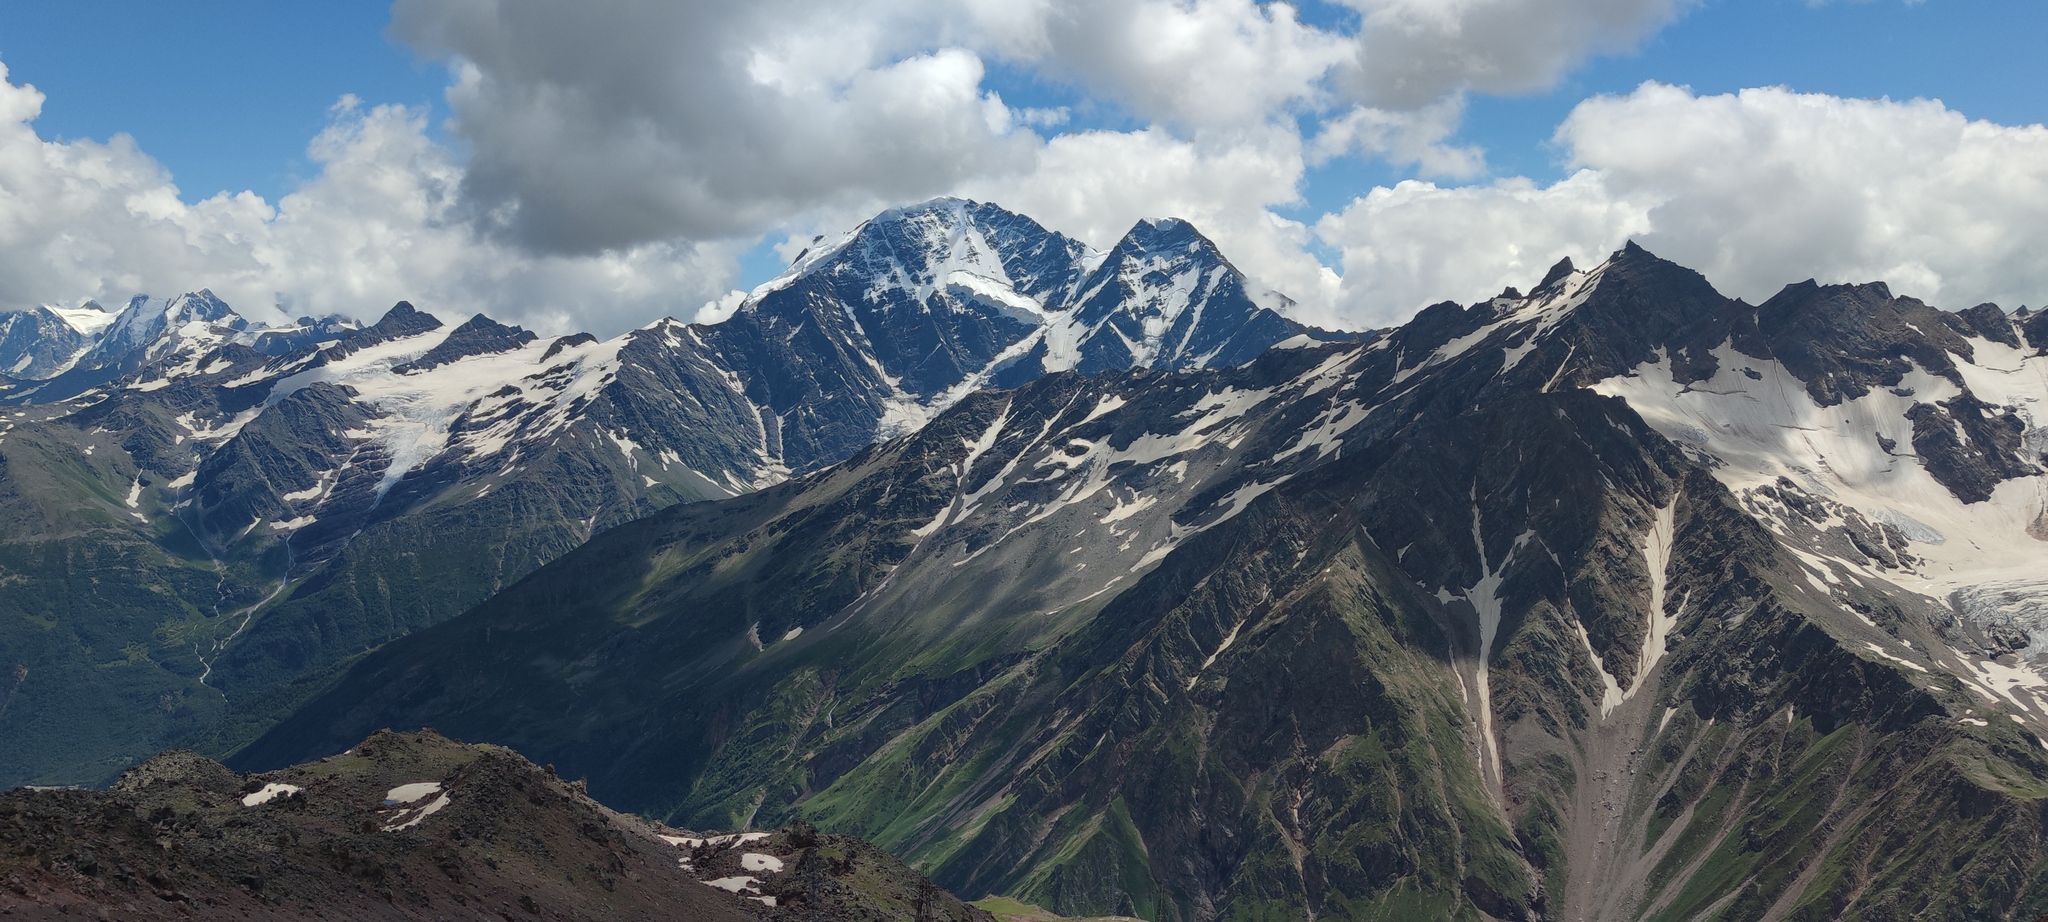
[745,198,1088,312]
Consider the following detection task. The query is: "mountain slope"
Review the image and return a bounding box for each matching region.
[242,244,2048,920]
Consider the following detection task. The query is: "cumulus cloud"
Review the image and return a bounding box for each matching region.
[1310,97,1486,179]
[385,0,1679,263]
[1335,0,1693,107]
[1316,170,1651,325]
[1310,82,2048,327]
[970,0,1351,129]
[393,0,1041,254]
[1317,83,2048,327]
[1562,83,2048,309]
[0,65,736,336]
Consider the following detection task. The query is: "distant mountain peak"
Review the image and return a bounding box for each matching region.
[1121,215,1205,249]
[749,197,1088,314]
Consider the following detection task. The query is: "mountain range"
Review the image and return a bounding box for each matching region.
[5,198,2048,921]
[0,198,1324,790]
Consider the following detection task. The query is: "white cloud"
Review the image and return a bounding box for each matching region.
[1315,83,2048,327]
[0,65,737,336]
[693,289,748,325]
[1335,0,1693,107]
[1562,82,2048,309]
[1310,97,1486,179]
[1316,171,1652,325]
[383,0,1681,264]
[971,0,1351,129]
[392,0,1041,254]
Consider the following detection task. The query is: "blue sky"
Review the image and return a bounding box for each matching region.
[0,1,2043,334]
[0,2,446,202]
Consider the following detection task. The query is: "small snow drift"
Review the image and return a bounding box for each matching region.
[382,781,442,804]
[240,782,301,807]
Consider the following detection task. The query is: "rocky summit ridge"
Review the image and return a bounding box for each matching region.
[239,241,2048,921]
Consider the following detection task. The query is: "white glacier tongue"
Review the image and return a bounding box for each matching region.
[267,321,637,500]
[1450,495,1533,805]
[1629,502,1679,700]
[48,303,116,337]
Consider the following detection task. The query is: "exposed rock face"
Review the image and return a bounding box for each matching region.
[0,307,95,381]
[244,244,2048,921]
[0,730,987,921]
[389,313,536,373]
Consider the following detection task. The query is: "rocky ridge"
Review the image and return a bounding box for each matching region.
[0,729,989,920]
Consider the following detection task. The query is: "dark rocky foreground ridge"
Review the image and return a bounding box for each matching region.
[0,729,993,921]
[238,245,2048,921]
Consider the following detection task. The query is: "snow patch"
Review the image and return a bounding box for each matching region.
[382,792,451,831]
[1862,641,1928,673]
[49,305,116,336]
[1627,503,1678,699]
[383,782,442,804]
[1597,342,2048,694]
[740,853,785,873]
[241,783,301,807]
[1456,504,1532,802]
[1573,618,1626,718]
[704,832,770,847]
